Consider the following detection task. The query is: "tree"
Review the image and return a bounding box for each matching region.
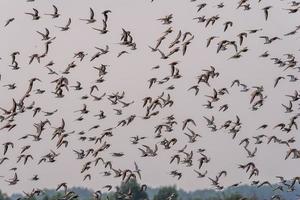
[153,186,178,200]
[105,192,116,200]
[42,195,49,200]
[46,192,64,200]
[223,193,244,200]
[114,179,148,200]
[192,197,203,200]
[208,193,248,200]
[0,191,11,200]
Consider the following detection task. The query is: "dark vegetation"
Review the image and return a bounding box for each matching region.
[2,179,300,200]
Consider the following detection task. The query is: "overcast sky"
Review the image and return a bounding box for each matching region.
[0,0,299,196]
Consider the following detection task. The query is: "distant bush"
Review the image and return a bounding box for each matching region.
[153,186,178,200]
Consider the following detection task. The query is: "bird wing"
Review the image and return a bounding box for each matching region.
[90,8,95,19]
[66,18,71,27]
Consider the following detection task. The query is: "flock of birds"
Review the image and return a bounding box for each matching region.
[0,0,300,200]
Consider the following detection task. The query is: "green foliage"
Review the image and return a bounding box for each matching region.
[192,197,204,200]
[114,179,148,200]
[153,186,178,200]
[223,193,244,200]
[105,192,116,200]
[25,197,37,200]
[0,184,291,200]
[0,191,11,200]
[207,193,250,200]
[42,195,49,200]
[43,192,64,200]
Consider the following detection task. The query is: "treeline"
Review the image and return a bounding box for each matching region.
[1,179,299,200]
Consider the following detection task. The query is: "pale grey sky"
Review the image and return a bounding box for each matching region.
[0,0,299,196]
